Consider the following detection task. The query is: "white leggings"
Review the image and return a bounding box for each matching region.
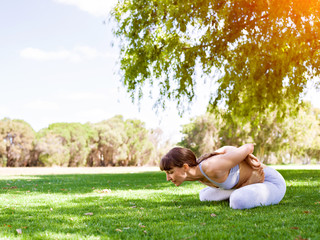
[199,167,286,209]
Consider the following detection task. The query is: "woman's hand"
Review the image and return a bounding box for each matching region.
[245,154,262,169]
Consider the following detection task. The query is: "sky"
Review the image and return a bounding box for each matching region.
[1,0,319,143]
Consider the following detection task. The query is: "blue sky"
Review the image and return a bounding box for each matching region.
[1,0,319,143]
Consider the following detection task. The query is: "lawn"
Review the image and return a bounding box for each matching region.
[0,169,319,239]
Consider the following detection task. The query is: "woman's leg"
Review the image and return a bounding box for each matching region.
[229,167,286,209]
[199,187,235,201]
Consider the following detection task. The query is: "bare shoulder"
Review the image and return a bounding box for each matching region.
[200,156,227,179]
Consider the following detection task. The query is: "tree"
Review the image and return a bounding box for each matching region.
[0,116,169,167]
[179,112,251,156]
[0,118,35,167]
[305,106,320,163]
[124,119,155,166]
[149,127,172,165]
[35,123,93,167]
[179,113,223,156]
[112,0,320,123]
[179,102,320,163]
[87,116,127,166]
[87,116,158,166]
[281,102,320,164]
[33,132,70,167]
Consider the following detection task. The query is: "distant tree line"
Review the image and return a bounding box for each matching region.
[179,102,320,164]
[1,102,320,167]
[0,115,170,167]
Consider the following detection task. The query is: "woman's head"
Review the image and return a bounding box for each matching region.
[160,147,198,171]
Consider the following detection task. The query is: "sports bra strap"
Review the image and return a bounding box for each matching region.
[199,163,221,186]
[199,162,240,189]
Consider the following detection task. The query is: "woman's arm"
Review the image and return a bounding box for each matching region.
[216,146,262,169]
[213,144,254,171]
[214,146,237,154]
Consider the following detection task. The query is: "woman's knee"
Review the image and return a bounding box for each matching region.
[278,177,287,200]
[199,187,234,202]
[229,191,247,209]
[229,189,260,210]
[199,187,211,201]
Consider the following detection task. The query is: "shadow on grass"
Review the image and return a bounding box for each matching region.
[0,169,318,193]
[0,169,319,239]
[0,171,171,195]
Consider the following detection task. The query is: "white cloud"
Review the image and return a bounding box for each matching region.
[54,0,117,17]
[20,46,114,62]
[24,100,60,111]
[20,47,80,62]
[74,46,100,59]
[58,91,108,101]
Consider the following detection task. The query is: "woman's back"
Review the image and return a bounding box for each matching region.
[198,152,265,189]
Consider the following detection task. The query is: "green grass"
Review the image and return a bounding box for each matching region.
[0,170,319,240]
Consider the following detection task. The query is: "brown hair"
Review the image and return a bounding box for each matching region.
[160,147,223,171]
[160,147,197,171]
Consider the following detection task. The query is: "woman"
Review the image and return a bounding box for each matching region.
[160,144,286,209]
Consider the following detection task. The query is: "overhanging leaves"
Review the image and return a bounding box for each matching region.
[111,0,320,121]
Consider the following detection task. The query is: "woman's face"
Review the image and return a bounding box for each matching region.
[165,166,187,186]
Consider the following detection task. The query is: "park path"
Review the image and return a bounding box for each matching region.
[0,165,319,176]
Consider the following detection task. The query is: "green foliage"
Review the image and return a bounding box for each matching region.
[280,102,320,163]
[0,115,166,168]
[2,103,319,166]
[35,133,70,167]
[87,116,128,166]
[0,116,166,167]
[179,103,320,164]
[0,169,319,239]
[179,113,223,156]
[124,118,156,166]
[35,123,94,167]
[0,118,35,167]
[86,116,159,167]
[112,0,320,122]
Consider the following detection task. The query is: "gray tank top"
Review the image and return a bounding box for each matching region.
[199,163,240,190]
